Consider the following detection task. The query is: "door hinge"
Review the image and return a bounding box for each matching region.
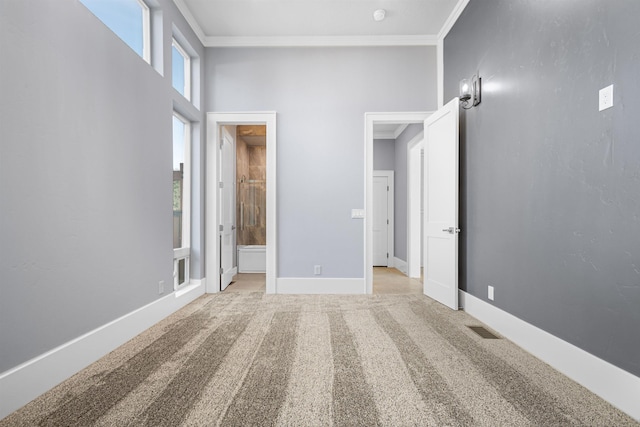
[387,186,389,191]
[387,219,389,225]
[219,224,224,232]
[219,181,224,188]
[386,253,389,258]
[220,267,224,275]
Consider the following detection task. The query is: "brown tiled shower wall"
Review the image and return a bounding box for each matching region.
[236,134,266,246]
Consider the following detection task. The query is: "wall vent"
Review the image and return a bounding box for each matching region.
[468,325,500,339]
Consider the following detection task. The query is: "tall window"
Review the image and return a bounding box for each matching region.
[172,38,191,100]
[173,113,191,289]
[80,0,151,63]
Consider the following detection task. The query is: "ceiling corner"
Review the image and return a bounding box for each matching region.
[437,0,471,40]
[173,0,207,46]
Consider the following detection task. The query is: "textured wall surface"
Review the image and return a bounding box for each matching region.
[206,47,437,278]
[445,0,640,377]
[0,0,204,373]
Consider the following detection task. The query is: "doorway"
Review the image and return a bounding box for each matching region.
[206,112,277,294]
[364,112,431,294]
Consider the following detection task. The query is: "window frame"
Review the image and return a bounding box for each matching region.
[139,0,151,63]
[80,0,151,64]
[173,112,191,290]
[172,38,191,101]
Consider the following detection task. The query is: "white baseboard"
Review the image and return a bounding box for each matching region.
[0,278,206,421]
[276,277,365,294]
[459,290,640,421]
[393,257,407,274]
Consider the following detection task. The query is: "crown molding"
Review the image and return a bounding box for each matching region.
[437,0,470,107]
[394,123,410,138]
[373,131,396,140]
[174,0,461,48]
[202,34,438,48]
[373,123,411,140]
[438,0,470,40]
[173,0,207,46]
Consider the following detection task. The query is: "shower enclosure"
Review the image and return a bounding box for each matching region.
[237,177,266,246]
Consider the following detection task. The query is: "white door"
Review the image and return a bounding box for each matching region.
[373,173,391,266]
[220,130,235,290]
[423,98,460,310]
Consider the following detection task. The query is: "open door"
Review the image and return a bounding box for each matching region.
[220,128,236,290]
[423,97,459,310]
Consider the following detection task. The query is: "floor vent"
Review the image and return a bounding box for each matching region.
[468,326,500,339]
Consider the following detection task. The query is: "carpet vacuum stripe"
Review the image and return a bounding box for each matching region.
[410,300,580,426]
[142,314,253,426]
[275,311,333,426]
[37,305,213,427]
[220,311,300,426]
[328,311,381,426]
[1,293,638,427]
[371,307,475,425]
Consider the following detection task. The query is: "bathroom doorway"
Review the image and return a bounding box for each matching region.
[206,112,277,294]
[235,125,267,275]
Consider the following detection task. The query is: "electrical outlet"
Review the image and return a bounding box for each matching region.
[599,84,613,111]
[159,280,165,294]
[488,285,494,301]
[314,265,322,275]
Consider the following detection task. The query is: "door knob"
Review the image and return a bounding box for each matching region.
[442,227,461,234]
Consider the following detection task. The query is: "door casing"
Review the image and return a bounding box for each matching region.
[407,132,425,279]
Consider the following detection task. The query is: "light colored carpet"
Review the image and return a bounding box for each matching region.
[1,293,637,426]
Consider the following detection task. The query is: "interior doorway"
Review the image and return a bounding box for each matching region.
[365,112,431,294]
[206,112,277,294]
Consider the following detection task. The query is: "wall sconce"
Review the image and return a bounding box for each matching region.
[459,73,481,109]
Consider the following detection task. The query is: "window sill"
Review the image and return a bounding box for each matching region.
[175,281,201,298]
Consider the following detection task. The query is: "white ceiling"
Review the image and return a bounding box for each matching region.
[173,0,464,47]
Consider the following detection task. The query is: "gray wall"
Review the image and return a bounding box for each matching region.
[373,139,395,170]
[445,0,640,377]
[0,0,204,373]
[206,47,437,278]
[393,124,423,262]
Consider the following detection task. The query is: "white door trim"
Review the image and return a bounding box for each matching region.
[373,170,394,267]
[364,112,432,294]
[407,131,425,278]
[206,112,277,294]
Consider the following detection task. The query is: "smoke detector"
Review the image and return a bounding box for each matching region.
[373,9,386,22]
